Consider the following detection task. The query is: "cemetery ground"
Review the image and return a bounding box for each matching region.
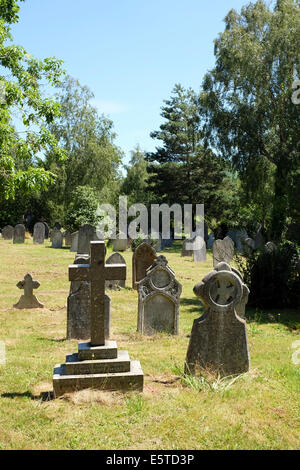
[0,240,299,450]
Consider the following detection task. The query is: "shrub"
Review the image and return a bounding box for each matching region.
[64,186,100,233]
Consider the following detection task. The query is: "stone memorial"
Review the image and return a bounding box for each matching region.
[185,262,250,377]
[105,253,126,290]
[137,255,182,336]
[43,222,50,239]
[193,236,206,263]
[243,237,255,254]
[212,236,234,268]
[33,222,45,244]
[67,255,111,340]
[64,231,72,247]
[13,224,25,244]
[53,241,144,397]
[14,273,44,309]
[77,224,101,254]
[2,225,13,240]
[112,233,128,252]
[132,242,156,290]
[51,229,63,248]
[70,231,78,252]
[181,238,194,257]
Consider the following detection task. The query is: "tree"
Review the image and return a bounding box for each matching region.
[121,145,153,206]
[0,0,65,200]
[64,185,100,233]
[43,75,123,216]
[201,0,300,241]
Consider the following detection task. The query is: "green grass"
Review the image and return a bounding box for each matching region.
[0,238,299,450]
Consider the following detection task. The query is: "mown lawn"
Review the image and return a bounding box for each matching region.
[0,238,299,450]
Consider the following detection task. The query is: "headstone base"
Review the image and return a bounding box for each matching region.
[53,340,144,397]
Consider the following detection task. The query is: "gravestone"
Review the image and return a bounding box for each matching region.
[193,236,206,263]
[64,232,72,247]
[70,231,78,252]
[33,222,45,244]
[77,224,101,254]
[132,242,156,290]
[51,229,63,248]
[13,224,25,244]
[14,273,44,309]
[2,225,13,240]
[185,262,250,377]
[105,253,126,290]
[67,255,111,340]
[113,233,128,252]
[137,255,182,336]
[53,241,143,397]
[43,222,50,239]
[243,237,255,255]
[212,236,234,267]
[181,238,194,257]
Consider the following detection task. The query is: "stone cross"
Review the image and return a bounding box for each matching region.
[214,278,235,305]
[14,273,44,309]
[69,241,126,346]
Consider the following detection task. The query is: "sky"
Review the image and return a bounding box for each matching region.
[11,0,250,165]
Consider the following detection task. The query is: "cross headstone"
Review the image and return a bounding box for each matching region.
[69,241,126,346]
[14,273,44,309]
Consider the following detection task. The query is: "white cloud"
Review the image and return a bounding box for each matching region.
[93,99,128,115]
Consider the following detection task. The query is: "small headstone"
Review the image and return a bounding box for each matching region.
[2,225,13,240]
[212,236,234,267]
[105,253,126,290]
[33,222,45,244]
[13,224,25,244]
[112,233,128,252]
[78,224,101,254]
[14,273,44,309]
[132,242,156,290]
[64,231,72,247]
[181,238,194,257]
[193,236,206,263]
[137,255,182,335]
[185,262,250,377]
[51,229,63,248]
[67,255,111,340]
[70,231,78,252]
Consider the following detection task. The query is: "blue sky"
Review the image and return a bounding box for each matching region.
[11,0,249,165]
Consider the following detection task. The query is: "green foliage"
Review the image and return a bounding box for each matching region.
[201,0,300,240]
[121,145,153,207]
[0,0,65,200]
[236,241,300,308]
[64,186,100,233]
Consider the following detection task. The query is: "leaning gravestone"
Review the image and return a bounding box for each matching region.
[51,229,63,248]
[13,224,25,244]
[137,255,182,336]
[212,236,234,268]
[2,225,14,240]
[193,236,206,263]
[132,242,156,290]
[53,241,144,397]
[67,255,111,340]
[14,273,44,309]
[70,231,78,252]
[185,262,250,377]
[33,222,45,244]
[105,253,126,290]
[77,224,101,254]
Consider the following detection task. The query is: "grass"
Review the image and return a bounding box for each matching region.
[0,238,299,450]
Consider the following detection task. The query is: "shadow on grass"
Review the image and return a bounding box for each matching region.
[37,337,67,343]
[245,308,300,331]
[180,297,204,315]
[45,246,71,250]
[1,391,54,402]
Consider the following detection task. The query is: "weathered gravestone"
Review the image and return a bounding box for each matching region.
[14,273,44,309]
[33,222,45,244]
[13,224,25,244]
[181,238,194,257]
[193,236,206,263]
[77,224,101,254]
[67,255,111,340]
[112,233,128,252]
[137,255,182,336]
[53,241,144,397]
[212,236,234,268]
[105,253,126,290]
[43,222,50,239]
[70,231,78,252]
[132,242,156,290]
[185,262,250,377]
[64,231,72,247]
[51,229,63,248]
[243,237,255,254]
[2,225,14,240]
